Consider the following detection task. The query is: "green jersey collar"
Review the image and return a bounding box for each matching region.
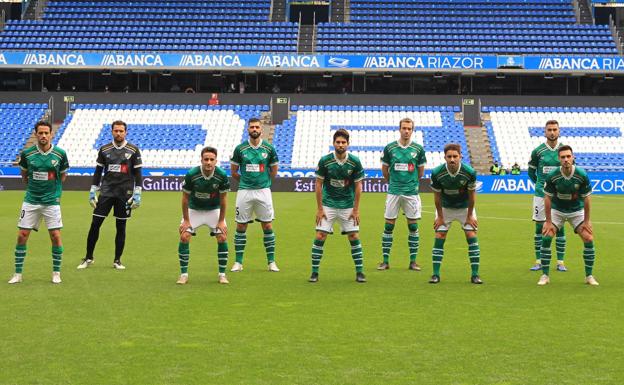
[445,163,461,177]
[200,167,215,180]
[36,144,53,155]
[561,165,575,180]
[333,151,349,165]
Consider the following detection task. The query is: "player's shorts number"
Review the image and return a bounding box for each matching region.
[236,207,240,216]
[20,210,25,219]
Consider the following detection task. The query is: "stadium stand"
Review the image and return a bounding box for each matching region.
[485,106,624,172]
[317,0,618,55]
[0,103,49,165]
[285,105,467,169]
[54,104,268,168]
[0,1,298,52]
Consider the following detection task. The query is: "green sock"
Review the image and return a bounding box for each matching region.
[408,223,419,263]
[583,241,595,276]
[534,222,543,261]
[311,239,325,273]
[52,245,63,272]
[381,222,394,263]
[178,242,190,274]
[234,230,246,264]
[540,236,553,275]
[432,237,446,276]
[350,239,363,273]
[15,244,26,274]
[556,227,566,261]
[217,242,228,274]
[467,236,480,277]
[263,229,276,263]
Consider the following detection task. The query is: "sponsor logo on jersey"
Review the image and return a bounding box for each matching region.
[542,166,557,174]
[557,193,572,200]
[108,164,121,172]
[329,179,346,188]
[32,171,49,181]
[194,192,211,199]
[394,163,409,172]
[245,164,261,172]
[445,189,460,195]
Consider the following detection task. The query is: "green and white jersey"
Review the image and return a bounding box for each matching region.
[430,162,477,209]
[19,145,69,206]
[182,166,230,211]
[381,140,427,195]
[230,139,278,190]
[529,142,563,197]
[543,166,591,213]
[315,152,364,209]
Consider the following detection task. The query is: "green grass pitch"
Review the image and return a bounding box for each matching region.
[1,191,623,385]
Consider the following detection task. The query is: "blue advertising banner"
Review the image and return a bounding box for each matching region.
[1,51,622,72]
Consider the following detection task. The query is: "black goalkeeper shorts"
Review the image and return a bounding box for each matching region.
[93,196,132,219]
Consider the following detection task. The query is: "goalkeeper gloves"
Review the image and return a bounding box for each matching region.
[89,185,99,208]
[127,186,142,210]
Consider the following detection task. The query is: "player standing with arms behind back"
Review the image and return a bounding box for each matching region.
[528,120,567,272]
[229,118,280,272]
[78,120,142,270]
[377,117,427,271]
[9,121,69,284]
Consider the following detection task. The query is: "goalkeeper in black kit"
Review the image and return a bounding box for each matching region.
[78,120,143,270]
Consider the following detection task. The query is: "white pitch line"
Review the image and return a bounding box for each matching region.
[421,210,624,225]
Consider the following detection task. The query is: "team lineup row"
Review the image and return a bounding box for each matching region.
[9,118,599,286]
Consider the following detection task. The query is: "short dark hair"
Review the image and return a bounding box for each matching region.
[34,121,52,133]
[545,120,559,127]
[111,120,127,130]
[201,146,218,157]
[333,128,349,143]
[399,117,414,129]
[558,145,573,154]
[248,118,261,126]
[444,143,461,154]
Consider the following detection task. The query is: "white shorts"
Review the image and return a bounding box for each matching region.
[17,202,63,231]
[384,194,422,220]
[183,208,225,235]
[316,206,359,234]
[532,196,546,222]
[551,209,584,233]
[235,188,274,223]
[435,207,477,232]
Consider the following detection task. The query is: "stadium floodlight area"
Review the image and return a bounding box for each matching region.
[0,0,298,53]
[485,106,624,172]
[283,105,466,170]
[54,104,268,168]
[317,0,617,55]
[0,103,48,165]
